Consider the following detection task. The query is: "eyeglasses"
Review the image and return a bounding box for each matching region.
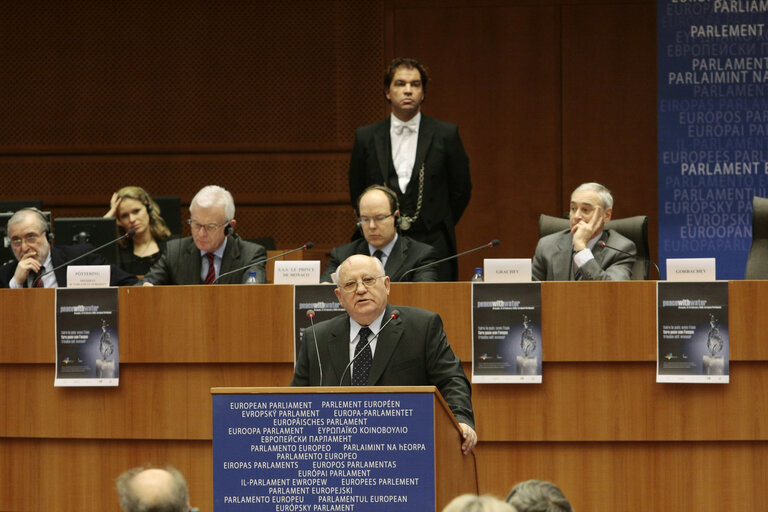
[187,219,229,233]
[9,232,44,247]
[359,214,394,225]
[339,275,385,293]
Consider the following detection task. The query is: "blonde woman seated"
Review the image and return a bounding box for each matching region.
[104,186,171,276]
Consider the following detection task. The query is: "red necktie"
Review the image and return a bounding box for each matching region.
[34,266,45,288]
[204,253,216,284]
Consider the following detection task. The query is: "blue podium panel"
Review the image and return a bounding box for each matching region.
[213,391,436,511]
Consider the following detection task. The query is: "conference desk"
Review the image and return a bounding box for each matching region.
[1,282,766,511]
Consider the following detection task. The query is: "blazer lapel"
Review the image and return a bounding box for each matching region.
[413,116,434,174]
[553,232,574,281]
[219,237,241,283]
[184,240,203,284]
[367,305,404,385]
[383,237,406,280]
[329,316,352,385]
[593,230,610,267]
[373,121,391,182]
[51,247,68,287]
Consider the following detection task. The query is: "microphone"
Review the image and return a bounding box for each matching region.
[34,229,135,287]
[306,309,323,386]
[338,309,400,386]
[213,242,314,283]
[597,241,660,279]
[399,239,500,280]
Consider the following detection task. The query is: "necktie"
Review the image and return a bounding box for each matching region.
[204,253,216,284]
[373,250,384,261]
[393,122,416,135]
[32,266,45,288]
[352,327,373,386]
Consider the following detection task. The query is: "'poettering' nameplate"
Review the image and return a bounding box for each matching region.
[657,281,729,384]
[213,392,436,511]
[472,282,542,383]
[66,265,110,288]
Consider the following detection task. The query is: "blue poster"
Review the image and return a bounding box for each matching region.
[658,0,768,279]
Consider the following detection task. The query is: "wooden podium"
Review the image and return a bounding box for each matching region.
[211,386,478,511]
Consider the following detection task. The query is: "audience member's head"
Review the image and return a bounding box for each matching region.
[188,185,236,254]
[116,464,190,512]
[109,186,171,243]
[505,479,573,512]
[356,185,400,249]
[442,494,515,512]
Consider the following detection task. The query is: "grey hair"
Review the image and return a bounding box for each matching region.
[7,207,49,234]
[190,185,235,220]
[442,494,515,512]
[505,480,573,512]
[116,464,189,512]
[336,255,386,288]
[572,182,613,210]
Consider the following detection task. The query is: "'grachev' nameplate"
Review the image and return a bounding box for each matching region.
[483,258,532,283]
[66,265,110,288]
[273,261,321,284]
[665,258,716,282]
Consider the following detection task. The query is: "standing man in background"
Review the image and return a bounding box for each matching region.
[348,57,471,281]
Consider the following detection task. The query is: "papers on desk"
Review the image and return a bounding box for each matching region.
[54,287,119,387]
[471,283,542,384]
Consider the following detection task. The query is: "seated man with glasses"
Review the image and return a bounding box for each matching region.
[141,185,266,285]
[321,185,439,283]
[292,254,477,455]
[0,208,137,288]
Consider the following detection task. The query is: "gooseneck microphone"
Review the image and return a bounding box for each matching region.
[33,229,136,287]
[338,309,400,386]
[306,309,323,386]
[399,239,500,280]
[597,241,660,279]
[213,242,314,283]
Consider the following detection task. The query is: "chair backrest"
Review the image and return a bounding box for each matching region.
[538,213,651,280]
[745,196,768,279]
[152,196,182,237]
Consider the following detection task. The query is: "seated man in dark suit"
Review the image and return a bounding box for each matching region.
[142,185,266,285]
[533,182,636,281]
[292,254,477,455]
[0,208,137,288]
[321,185,439,283]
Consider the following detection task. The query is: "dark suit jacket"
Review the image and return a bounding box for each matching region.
[0,244,138,288]
[290,304,475,428]
[532,229,636,281]
[348,114,471,254]
[141,235,266,285]
[320,235,439,283]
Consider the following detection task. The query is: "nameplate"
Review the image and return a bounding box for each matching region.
[273,261,321,284]
[66,265,110,288]
[483,258,532,283]
[665,258,716,282]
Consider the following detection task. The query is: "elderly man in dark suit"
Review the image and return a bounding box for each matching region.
[321,185,439,283]
[533,182,636,281]
[292,254,477,455]
[0,208,137,288]
[348,57,471,281]
[142,185,266,285]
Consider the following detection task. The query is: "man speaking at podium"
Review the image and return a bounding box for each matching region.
[291,254,477,454]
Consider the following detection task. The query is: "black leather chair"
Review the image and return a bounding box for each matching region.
[745,196,768,279]
[538,213,651,280]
